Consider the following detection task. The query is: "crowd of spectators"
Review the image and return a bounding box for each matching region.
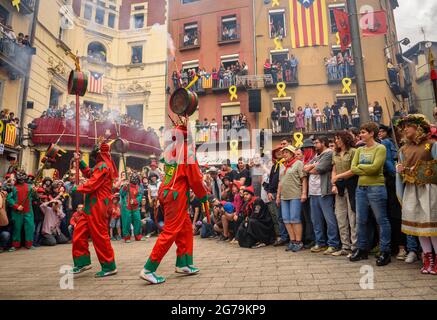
[271,101,384,134]
[171,60,249,92]
[0,161,165,252]
[185,119,437,271]
[0,109,20,128]
[193,114,249,143]
[2,113,437,278]
[263,56,299,84]
[324,51,355,81]
[40,102,154,132]
[0,19,32,60]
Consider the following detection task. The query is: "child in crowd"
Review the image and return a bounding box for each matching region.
[68,204,83,239]
[109,194,121,240]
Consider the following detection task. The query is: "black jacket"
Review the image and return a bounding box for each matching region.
[267,161,281,194]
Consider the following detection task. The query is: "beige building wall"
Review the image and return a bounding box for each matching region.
[255,0,404,134]
[22,0,167,173]
[0,0,35,176]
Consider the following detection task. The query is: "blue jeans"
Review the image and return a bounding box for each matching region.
[310,195,340,248]
[406,235,419,253]
[0,231,10,248]
[277,201,290,241]
[356,186,391,253]
[333,116,341,130]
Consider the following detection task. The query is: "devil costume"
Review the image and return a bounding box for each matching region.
[70,142,119,278]
[140,125,209,284]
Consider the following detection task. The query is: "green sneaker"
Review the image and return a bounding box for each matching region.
[95,269,118,278]
[70,265,92,274]
[370,245,380,256]
[139,269,166,284]
[310,245,328,253]
[175,265,200,275]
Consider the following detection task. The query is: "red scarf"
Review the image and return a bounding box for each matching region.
[283,157,298,175]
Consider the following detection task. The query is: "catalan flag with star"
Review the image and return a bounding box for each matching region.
[289,0,329,48]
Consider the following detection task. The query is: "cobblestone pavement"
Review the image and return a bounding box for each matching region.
[1,237,437,300]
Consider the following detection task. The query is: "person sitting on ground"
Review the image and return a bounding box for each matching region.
[40,199,68,246]
[237,186,276,248]
[220,202,238,242]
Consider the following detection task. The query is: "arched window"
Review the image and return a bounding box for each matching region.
[87,42,107,63]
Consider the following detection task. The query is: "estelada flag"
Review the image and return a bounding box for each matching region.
[333,9,351,52]
[202,73,212,89]
[361,11,388,37]
[4,123,16,147]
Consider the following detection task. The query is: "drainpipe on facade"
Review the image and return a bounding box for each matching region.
[19,0,40,168]
[252,0,258,135]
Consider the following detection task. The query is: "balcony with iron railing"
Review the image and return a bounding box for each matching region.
[18,0,36,15]
[218,24,240,45]
[0,37,33,79]
[179,31,201,51]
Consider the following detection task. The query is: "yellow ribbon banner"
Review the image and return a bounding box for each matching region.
[230,140,239,161]
[342,78,352,94]
[277,82,286,98]
[229,85,238,101]
[274,37,283,50]
[336,32,341,46]
[272,0,280,7]
[425,143,431,151]
[0,120,4,144]
[12,0,20,11]
[185,75,199,90]
[293,132,304,148]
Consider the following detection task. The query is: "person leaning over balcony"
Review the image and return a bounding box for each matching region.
[323,102,332,131]
[350,122,391,266]
[290,54,299,81]
[351,105,360,128]
[288,107,296,131]
[340,103,349,129]
[271,106,280,133]
[295,106,305,132]
[304,104,313,132]
[280,107,289,133]
[373,101,383,124]
[331,131,358,257]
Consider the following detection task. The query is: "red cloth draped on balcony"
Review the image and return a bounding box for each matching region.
[31,118,161,155]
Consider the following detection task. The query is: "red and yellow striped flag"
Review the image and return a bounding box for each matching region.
[289,0,329,48]
[4,123,17,147]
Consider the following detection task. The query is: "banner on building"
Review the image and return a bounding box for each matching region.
[4,123,17,147]
[88,71,104,94]
[333,8,351,52]
[289,0,329,48]
[361,10,388,37]
[202,74,213,89]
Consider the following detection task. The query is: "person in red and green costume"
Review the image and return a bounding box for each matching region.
[70,141,119,278]
[139,124,209,284]
[7,170,38,251]
[120,173,144,242]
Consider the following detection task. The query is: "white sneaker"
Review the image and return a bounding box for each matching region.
[405,251,418,264]
[396,248,407,260]
[139,269,166,284]
[175,265,200,275]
